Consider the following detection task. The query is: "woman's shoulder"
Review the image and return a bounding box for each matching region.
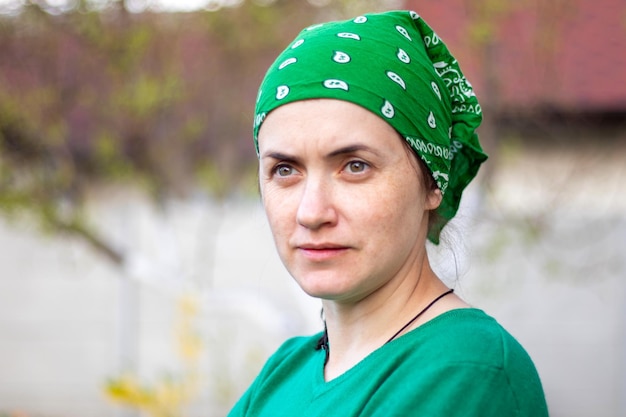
[391,308,548,415]
[401,308,535,370]
[439,308,548,413]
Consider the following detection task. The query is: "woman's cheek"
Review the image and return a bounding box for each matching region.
[263,187,298,232]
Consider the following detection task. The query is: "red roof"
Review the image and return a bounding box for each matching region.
[405,0,626,111]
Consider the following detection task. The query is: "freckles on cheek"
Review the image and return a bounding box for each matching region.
[363,188,415,232]
[262,190,296,236]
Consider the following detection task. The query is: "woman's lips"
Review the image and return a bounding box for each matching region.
[297,245,350,261]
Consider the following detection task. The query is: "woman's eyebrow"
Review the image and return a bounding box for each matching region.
[326,144,380,158]
[260,151,298,163]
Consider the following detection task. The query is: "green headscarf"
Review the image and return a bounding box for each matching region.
[253,10,487,243]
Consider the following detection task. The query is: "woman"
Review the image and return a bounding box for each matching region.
[229,10,548,416]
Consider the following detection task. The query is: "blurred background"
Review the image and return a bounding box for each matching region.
[0,0,625,416]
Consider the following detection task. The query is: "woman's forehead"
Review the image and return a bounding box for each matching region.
[257,99,401,156]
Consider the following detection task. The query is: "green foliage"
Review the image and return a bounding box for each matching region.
[196,161,231,200]
[112,74,182,120]
[94,130,135,179]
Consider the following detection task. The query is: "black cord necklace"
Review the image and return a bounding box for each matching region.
[385,288,454,344]
[316,288,455,363]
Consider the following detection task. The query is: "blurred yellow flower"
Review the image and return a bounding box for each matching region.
[178,294,200,317]
[104,292,203,417]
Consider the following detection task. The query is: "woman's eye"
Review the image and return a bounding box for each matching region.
[274,164,295,177]
[346,160,369,173]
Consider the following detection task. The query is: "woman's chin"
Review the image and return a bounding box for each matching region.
[293,273,356,300]
[294,276,372,305]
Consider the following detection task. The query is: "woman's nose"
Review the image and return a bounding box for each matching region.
[296,178,337,230]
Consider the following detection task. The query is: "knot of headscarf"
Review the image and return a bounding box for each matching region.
[253,10,487,243]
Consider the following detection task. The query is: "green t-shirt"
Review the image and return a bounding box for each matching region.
[228,308,549,416]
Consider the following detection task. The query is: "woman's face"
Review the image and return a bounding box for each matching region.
[258,99,441,305]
